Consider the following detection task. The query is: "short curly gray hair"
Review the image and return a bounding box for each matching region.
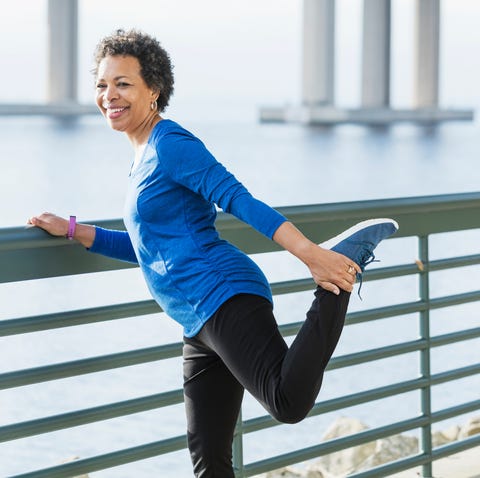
[92,28,174,112]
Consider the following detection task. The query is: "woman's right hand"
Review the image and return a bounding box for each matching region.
[27,212,96,247]
[27,212,69,237]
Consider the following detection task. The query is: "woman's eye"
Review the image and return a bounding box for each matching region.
[117,82,130,87]
[96,83,106,89]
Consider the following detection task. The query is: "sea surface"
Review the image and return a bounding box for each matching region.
[1,0,480,476]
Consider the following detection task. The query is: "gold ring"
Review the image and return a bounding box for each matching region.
[348,265,355,274]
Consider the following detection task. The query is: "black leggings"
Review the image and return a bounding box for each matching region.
[182,288,350,477]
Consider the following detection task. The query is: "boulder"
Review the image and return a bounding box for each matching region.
[355,433,418,471]
[432,424,460,447]
[313,416,376,476]
[458,416,480,439]
[262,465,327,477]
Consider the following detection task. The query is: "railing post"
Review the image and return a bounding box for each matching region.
[418,235,433,477]
[233,409,244,477]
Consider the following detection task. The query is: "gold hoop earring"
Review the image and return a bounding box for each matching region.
[150,100,158,111]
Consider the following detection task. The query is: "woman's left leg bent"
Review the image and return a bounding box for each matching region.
[197,289,350,424]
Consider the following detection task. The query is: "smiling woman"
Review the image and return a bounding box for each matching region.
[93,29,174,142]
[27,28,398,478]
[95,55,160,136]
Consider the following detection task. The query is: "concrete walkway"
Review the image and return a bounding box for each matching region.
[389,446,480,478]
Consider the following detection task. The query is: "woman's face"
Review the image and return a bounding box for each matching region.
[95,54,157,135]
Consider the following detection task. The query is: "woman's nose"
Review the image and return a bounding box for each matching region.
[104,85,118,102]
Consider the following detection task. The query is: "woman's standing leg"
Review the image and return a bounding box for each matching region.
[183,336,244,477]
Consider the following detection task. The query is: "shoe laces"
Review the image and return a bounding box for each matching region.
[356,248,378,299]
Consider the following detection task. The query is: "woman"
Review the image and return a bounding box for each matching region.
[29,29,398,477]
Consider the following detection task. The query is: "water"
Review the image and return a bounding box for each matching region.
[1,0,480,476]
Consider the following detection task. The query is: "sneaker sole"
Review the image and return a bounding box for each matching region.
[320,218,399,249]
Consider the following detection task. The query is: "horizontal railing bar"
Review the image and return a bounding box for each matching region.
[345,301,424,325]
[281,290,480,337]
[431,399,480,424]
[242,362,480,435]
[0,300,161,337]
[431,434,480,460]
[344,453,432,478]
[243,416,429,477]
[430,363,480,386]
[279,301,426,337]
[270,278,314,295]
[327,339,426,370]
[8,434,188,478]
[430,327,480,348]
[430,289,480,309]
[359,263,418,282]
[0,389,184,443]
[429,253,480,271]
[0,343,183,390]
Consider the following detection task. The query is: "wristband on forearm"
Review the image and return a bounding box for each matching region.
[67,215,76,240]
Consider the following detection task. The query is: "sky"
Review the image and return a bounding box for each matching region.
[0,0,479,121]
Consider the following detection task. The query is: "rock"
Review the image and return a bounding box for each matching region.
[313,416,376,476]
[355,433,418,471]
[432,425,460,447]
[262,465,327,477]
[321,416,369,441]
[263,467,303,477]
[458,416,480,439]
[262,416,479,478]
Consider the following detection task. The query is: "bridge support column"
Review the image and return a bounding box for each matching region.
[302,0,335,107]
[259,0,472,125]
[414,0,440,108]
[361,0,391,108]
[47,0,78,105]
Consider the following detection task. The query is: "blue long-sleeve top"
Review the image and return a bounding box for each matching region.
[89,119,287,337]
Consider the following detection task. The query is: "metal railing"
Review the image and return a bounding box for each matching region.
[1,192,480,477]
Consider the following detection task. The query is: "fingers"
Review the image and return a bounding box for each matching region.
[345,260,361,275]
[317,281,341,295]
[26,213,68,237]
[309,248,360,294]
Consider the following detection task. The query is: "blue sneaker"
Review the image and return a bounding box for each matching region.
[329,218,399,278]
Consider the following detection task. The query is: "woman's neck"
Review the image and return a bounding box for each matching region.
[128,114,163,150]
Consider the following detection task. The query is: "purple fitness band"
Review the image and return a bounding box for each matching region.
[67,215,76,240]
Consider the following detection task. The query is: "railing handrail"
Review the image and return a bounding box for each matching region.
[2,191,480,285]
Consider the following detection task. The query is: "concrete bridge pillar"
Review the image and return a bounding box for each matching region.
[47,0,78,105]
[302,0,335,106]
[361,0,391,108]
[414,0,440,108]
[259,0,472,125]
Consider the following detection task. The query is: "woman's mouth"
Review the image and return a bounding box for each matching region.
[106,106,128,119]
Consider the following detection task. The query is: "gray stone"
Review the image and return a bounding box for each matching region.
[458,416,480,439]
